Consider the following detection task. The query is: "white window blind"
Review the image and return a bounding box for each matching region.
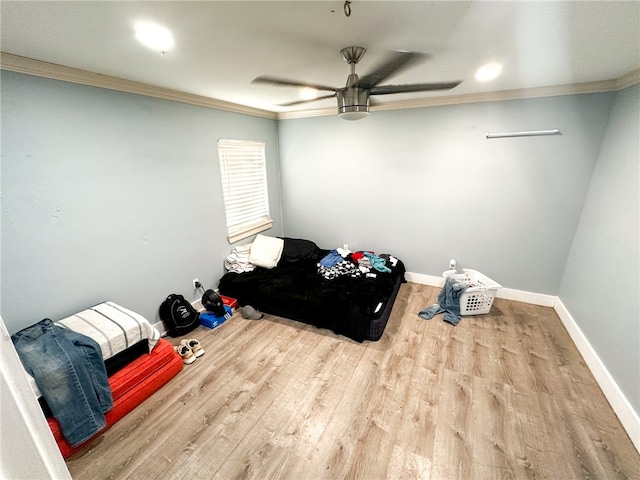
[218,139,272,243]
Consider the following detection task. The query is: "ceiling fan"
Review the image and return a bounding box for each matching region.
[253,46,462,120]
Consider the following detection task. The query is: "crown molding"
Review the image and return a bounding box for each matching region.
[616,68,640,89]
[276,107,337,120]
[0,52,277,120]
[277,73,639,120]
[370,80,620,111]
[2,52,637,122]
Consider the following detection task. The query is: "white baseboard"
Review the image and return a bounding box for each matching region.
[191,299,204,312]
[405,271,556,307]
[406,271,639,452]
[495,287,556,307]
[554,299,640,452]
[404,272,443,287]
[152,321,167,337]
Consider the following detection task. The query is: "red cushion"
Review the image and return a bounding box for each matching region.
[48,338,182,458]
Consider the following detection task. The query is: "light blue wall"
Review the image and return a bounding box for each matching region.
[1,71,282,334]
[558,84,640,413]
[1,68,637,441]
[278,93,615,294]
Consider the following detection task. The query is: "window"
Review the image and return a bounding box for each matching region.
[217,139,272,243]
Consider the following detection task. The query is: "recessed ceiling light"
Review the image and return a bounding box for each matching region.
[475,63,503,82]
[300,87,319,101]
[134,22,174,52]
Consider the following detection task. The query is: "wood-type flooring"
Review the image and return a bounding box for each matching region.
[66,282,640,479]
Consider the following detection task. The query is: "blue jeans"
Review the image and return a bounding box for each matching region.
[418,277,468,326]
[12,318,113,447]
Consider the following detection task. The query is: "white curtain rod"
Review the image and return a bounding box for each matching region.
[485,129,560,139]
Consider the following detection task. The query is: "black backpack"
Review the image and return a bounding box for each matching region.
[159,294,200,337]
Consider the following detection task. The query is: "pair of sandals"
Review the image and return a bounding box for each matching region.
[174,338,205,365]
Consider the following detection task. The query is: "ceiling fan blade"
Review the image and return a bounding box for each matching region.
[279,93,337,107]
[252,75,337,93]
[370,81,462,95]
[358,51,428,89]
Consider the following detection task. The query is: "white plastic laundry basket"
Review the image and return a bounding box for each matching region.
[443,269,502,315]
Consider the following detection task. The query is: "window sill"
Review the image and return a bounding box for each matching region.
[227,220,273,244]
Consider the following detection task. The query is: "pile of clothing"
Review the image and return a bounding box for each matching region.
[223,243,255,273]
[317,248,398,280]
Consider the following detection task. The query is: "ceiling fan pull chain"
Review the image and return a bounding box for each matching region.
[344,1,352,17]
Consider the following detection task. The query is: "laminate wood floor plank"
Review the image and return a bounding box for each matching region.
[429,370,477,479]
[65,283,640,480]
[466,376,517,471]
[393,363,441,461]
[268,341,357,459]
[305,363,382,479]
[386,444,432,480]
[327,353,416,480]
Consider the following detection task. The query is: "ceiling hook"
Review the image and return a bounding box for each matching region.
[344,1,352,17]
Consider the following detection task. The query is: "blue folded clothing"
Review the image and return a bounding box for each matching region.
[319,250,344,268]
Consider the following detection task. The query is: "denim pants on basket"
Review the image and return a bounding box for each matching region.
[12,318,113,447]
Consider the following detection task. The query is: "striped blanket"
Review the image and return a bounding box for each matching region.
[56,301,160,359]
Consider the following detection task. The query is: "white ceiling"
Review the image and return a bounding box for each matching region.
[1,1,639,115]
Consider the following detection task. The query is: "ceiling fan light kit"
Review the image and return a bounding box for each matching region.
[338,108,369,121]
[337,87,370,120]
[253,46,462,120]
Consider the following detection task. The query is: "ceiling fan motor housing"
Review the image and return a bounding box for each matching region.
[337,87,370,118]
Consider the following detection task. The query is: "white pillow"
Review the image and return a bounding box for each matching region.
[249,234,284,269]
